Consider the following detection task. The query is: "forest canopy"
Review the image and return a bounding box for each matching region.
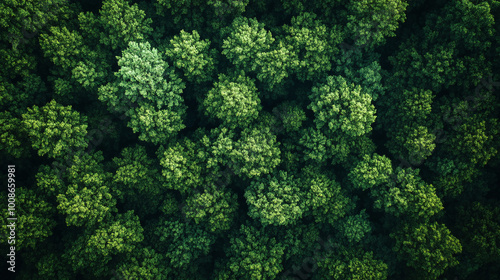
[1,0,500,279]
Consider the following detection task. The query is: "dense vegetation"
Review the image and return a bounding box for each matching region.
[1,0,500,279]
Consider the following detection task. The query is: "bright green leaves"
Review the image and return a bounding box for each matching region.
[371,167,443,221]
[315,247,388,280]
[229,126,281,178]
[114,41,184,108]
[280,12,342,82]
[184,184,239,232]
[339,210,372,243]
[97,0,153,50]
[302,165,352,226]
[165,30,217,83]
[220,223,285,279]
[204,73,262,129]
[348,153,393,190]
[345,0,408,49]
[391,222,462,279]
[114,247,171,280]
[154,220,215,268]
[22,100,88,158]
[99,41,187,144]
[55,151,117,227]
[222,17,274,70]
[39,26,85,74]
[57,184,117,227]
[0,111,28,158]
[158,137,212,194]
[63,211,144,275]
[309,75,376,138]
[245,170,305,226]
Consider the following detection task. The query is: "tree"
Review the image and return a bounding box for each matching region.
[454,202,500,263]
[22,100,88,158]
[229,126,281,178]
[184,184,239,233]
[113,247,172,279]
[245,170,305,226]
[222,17,274,71]
[158,136,218,194]
[216,223,285,279]
[63,211,144,276]
[301,165,353,226]
[391,222,462,279]
[112,145,165,217]
[154,219,215,268]
[165,30,217,83]
[348,153,393,191]
[315,245,388,280]
[96,0,153,51]
[0,187,56,251]
[308,75,376,137]
[345,0,408,49]
[203,72,262,129]
[98,41,187,144]
[0,111,29,158]
[371,167,443,221]
[279,12,342,82]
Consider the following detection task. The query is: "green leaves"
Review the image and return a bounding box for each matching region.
[222,17,274,70]
[99,41,187,144]
[371,167,443,221]
[391,222,462,279]
[309,75,376,137]
[348,153,392,190]
[204,73,262,128]
[229,126,281,178]
[245,170,305,226]
[22,100,88,158]
[154,219,215,268]
[166,30,217,83]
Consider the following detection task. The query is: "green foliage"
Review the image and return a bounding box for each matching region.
[158,136,218,194]
[315,243,388,280]
[339,210,372,243]
[113,247,172,279]
[184,184,239,232]
[154,219,215,268]
[455,202,500,263]
[371,167,443,221]
[0,187,56,251]
[0,111,28,158]
[301,165,352,226]
[204,73,262,128]
[99,41,187,143]
[222,17,274,71]
[346,0,408,49]
[63,211,144,275]
[165,30,217,83]
[228,126,281,178]
[22,100,88,158]
[245,170,305,226]
[97,0,153,50]
[309,75,376,137]
[391,222,462,279]
[1,0,499,278]
[280,12,342,82]
[348,153,393,190]
[218,223,285,279]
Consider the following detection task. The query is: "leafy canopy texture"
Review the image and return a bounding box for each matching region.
[2,0,500,279]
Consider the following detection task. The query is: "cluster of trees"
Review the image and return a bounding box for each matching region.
[1,0,499,279]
